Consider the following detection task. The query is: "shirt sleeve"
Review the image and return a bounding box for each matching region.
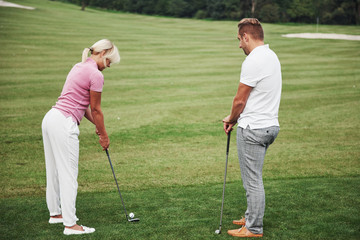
[240,58,261,87]
[89,71,104,92]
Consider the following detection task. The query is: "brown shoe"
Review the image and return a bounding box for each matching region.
[233,216,246,226]
[228,226,263,237]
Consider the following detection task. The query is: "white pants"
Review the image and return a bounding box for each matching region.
[42,108,80,227]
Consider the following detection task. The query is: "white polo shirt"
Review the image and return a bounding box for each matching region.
[238,44,282,129]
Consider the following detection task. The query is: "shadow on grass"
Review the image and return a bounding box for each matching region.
[1,177,359,239]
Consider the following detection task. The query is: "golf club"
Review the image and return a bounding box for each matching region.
[105,149,140,222]
[215,131,231,234]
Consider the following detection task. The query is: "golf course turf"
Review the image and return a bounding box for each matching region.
[0,1,359,239]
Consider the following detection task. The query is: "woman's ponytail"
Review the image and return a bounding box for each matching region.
[82,48,91,63]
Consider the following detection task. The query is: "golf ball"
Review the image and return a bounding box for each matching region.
[215,230,220,234]
[129,212,134,218]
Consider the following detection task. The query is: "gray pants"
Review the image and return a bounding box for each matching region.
[237,126,279,234]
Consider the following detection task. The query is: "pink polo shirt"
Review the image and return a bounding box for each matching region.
[53,58,104,124]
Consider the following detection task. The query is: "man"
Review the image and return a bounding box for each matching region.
[222,18,282,238]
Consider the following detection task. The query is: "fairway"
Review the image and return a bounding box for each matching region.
[1,1,360,239]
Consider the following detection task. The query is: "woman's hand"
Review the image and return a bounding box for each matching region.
[95,127,109,150]
[99,134,110,150]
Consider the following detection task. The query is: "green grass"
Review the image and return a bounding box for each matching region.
[0,0,360,239]
[1,177,359,239]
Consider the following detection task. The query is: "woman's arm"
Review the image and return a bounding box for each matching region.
[84,108,101,135]
[84,108,95,124]
[89,90,109,150]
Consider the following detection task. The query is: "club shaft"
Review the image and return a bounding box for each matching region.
[106,149,128,217]
[218,132,231,231]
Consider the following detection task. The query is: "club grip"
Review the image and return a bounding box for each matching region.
[226,131,231,154]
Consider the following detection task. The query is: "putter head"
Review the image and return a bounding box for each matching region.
[128,218,140,222]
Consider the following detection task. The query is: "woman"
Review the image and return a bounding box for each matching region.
[42,39,120,235]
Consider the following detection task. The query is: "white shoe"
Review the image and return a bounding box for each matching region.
[49,217,63,224]
[63,225,95,235]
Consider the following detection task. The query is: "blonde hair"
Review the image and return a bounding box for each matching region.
[82,39,120,67]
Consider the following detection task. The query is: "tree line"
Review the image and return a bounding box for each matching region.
[59,0,359,25]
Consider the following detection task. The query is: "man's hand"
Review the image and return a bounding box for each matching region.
[223,115,236,135]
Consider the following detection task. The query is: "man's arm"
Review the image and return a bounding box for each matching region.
[223,82,253,134]
[90,90,109,150]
